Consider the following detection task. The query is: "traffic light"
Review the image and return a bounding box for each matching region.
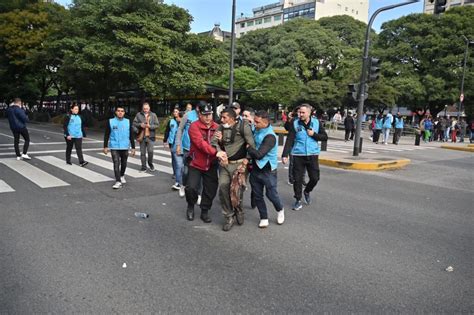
[368,57,381,82]
[348,83,359,101]
[429,0,446,15]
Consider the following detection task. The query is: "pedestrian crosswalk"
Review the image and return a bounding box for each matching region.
[324,141,436,154]
[0,150,176,193]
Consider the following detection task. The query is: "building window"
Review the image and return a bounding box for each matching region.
[264,17,271,23]
[337,4,341,9]
[240,23,245,28]
[247,21,254,27]
[356,10,358,15]
[345,7,348,11]
[274,14,282,21]
[256,19,262,25]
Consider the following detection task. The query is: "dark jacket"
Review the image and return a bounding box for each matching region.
[6,106,29,131]
[344,116,355,130]
[132,111,159,141]
[188,119,218,171]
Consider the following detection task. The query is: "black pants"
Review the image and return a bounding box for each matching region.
[393,128,402,144]
[111,150,128,182]
[65,138,84,164]
[345,129,354,141]
[12,128,30,157]
[373,129,381,143]
[293,155,320,201]
[185,164,218,211]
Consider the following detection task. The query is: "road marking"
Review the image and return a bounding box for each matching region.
[0,132,19,140]
[0,179,15,193]
[153,149,171,157]
[74,154,153,178]
[126,155,173,174]
[326,148,348,153]
[0,159,69,188]
[37,156,113,183]
[0,148,103,156]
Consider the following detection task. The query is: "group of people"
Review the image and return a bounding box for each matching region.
[420,116,469,143]
[369,112,404,145]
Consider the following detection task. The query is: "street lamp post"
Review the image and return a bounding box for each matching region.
[353,0,420,157]
[459,35,474,120]
[228,0,237,108]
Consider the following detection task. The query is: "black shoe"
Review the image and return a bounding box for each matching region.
[148,165,156,172]
[66,161,72,165]
[222,217,235,231]
[235,211,244,225]
[80,161,89,167]
[186,207,194,221]
[200,209,212,223]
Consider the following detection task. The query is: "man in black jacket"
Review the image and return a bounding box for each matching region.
[6,98,31,160]
[344,112,355,141]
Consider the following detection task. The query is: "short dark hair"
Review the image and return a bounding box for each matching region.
[115,106,125,111]
[221,108,236,120]
[255,110,269,120]
[70,104,79,110]
[243,107,255,115]
[299,103,312,112]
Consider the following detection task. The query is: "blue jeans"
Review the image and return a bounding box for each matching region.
[250,169,283,220]
[171,150,183,186]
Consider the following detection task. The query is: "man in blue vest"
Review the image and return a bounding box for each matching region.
[248,110,285,228]
[282,104,328,211]
[103,106,136,189]
[393,112,404,145]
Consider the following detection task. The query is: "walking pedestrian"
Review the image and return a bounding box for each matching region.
[393,112,404,145]
[282,104,328,211]
[103,106,136,189]
[450,117,458,142]
[373,112,383,144]
[63,103,88,167]
[332,111,342,131]
[344,112,355,141]
[458,118,467,143]
[185,103,220,223]
[163,107,185,197]
[382,111,393,145]
[211,108,256,231]
[6,98,31,160]
[133,102,159,172]
[248,111,285,228]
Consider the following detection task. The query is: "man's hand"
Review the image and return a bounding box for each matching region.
[131,148,136,157]
[215,130,223,141]
[176,145,181,155]
[103,147,108,155]
[282,157,288,165]
[307,128,315,137]
[66,136,72,140]
[216,151,227,160]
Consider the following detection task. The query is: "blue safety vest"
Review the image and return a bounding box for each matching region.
[168,118,179,148]
[383,114,393,129]
[291,118,320,156]
[254,125,278,171]
[395,117,404,129]
[181,110,198,151]
[67,114,83,138]
[108,117,130,150]
[375,117,383,130]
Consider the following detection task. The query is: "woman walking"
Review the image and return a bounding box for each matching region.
[64,103,88,167]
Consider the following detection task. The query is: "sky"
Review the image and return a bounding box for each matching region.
[55,0,424,33]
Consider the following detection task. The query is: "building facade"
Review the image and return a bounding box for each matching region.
[198,23,232,42]
[424,0,474,13]
[236,0,369,38]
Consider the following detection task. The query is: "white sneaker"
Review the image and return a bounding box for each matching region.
[277,209,285,225]
[112,181,122,189]
[179,186,185,198]
[197,195,201,205]
[258,219,269,228]
[171,183,180,190]
[120,176,126,184]
[21,154,31,160]
[16,156,21,161]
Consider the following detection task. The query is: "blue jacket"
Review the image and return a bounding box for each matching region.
[6,106,28,131]
[383,114,393,129]
[168,118,179,150]
[181,110,199,151]
[291,118,320,156]
[375,117,383,130]
[395,117,404,129]
[108,117,131,150]
[254,125,278,171]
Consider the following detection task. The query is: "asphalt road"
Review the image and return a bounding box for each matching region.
[0,119,473,313]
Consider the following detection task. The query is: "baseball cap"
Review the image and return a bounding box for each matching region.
[198,103,213,115]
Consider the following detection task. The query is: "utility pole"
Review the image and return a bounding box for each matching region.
[228,0,237,108]
[353,0,420,157]
[459,35,474,121]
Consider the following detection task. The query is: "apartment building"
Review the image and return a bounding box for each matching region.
[424,0,474,13]
[236,0,369,38]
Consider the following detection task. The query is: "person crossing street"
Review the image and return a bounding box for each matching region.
[63,103,88,167]
[6,98,31,161]
[133,102,159,172]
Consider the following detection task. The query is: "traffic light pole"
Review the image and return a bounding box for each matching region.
[459,35,473,120]
[228,0,237,108]
[353,0,420,157]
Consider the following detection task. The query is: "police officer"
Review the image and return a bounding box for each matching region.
[103,106,136,189]
[282,104,327,211]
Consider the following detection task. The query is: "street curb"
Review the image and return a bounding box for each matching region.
[319,157,411,171]
[467,144,474,148]
[441,145,474,153]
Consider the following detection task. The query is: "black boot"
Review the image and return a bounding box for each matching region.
[186,206,194,221]
[200,209,212,223]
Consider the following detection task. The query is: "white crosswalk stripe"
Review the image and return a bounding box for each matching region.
[0,179,15,193]
[73,154,153,178]
[0,158,70,188]
[125,155,174,174]
[37,156,114,183]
